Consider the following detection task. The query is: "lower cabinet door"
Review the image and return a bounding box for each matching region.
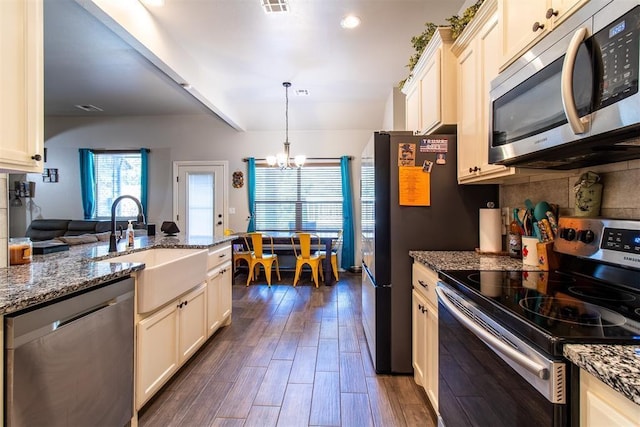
[136,302,179,409]
[425,300,439,412]
[178,282,207,363]
[219,261,233,321]
[412,289,428,387]
[207,267,223,336]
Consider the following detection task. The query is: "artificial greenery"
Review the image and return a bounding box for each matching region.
[399,0,485,89]
[446,0,486,40]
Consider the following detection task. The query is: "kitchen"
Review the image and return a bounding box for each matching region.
[2,0,640,426]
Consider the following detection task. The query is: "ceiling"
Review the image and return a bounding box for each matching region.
[44,0,467,131]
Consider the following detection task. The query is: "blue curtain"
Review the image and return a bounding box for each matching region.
[78,149,96,219]
[140,148,149,216]
[340,156,355,269]
[247,157,256,232]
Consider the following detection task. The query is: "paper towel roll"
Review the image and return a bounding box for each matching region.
[479,208,502,253]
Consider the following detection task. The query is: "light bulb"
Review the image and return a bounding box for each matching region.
[266,155,277,166]
[294,155,306,168]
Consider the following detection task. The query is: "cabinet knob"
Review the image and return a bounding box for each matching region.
[469,166,480,173]
[532,21,545,32]
[418,280,428,289]
[31,154,42,161]
[546,8,558,19]
[421,307,427,314]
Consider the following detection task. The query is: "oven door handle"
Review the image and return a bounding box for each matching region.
[561,26,589,135]
[436,286,549,380]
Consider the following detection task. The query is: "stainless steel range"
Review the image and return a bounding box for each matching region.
[436,217,640,427]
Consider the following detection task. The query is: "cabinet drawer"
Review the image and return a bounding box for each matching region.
[207,244,231,270]
[412,262,438,307]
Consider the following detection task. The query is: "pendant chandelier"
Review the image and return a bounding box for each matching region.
[266,82,306,169]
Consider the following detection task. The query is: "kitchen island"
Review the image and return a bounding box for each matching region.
[0,234,234,315]
[1,233,236,425]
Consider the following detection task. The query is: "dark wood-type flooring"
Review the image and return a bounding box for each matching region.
[139,270,437,427]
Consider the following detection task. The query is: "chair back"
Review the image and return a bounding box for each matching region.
[292,232,318,258]
[246,232,274,258]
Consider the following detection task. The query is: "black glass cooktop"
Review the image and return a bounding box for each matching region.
[438,269,640,356]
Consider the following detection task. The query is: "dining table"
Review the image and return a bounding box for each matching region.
[234,231,339,285]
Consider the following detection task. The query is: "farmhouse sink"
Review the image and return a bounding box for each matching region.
[101,248,207,313]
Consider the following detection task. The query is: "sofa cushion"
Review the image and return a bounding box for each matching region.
[65,220,100,236]
[25,219,71,241]
[56,234,99,245]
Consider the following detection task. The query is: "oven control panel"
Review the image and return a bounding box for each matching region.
[555,217,640,269]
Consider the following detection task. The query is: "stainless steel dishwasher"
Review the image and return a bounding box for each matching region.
[5,277,134,427]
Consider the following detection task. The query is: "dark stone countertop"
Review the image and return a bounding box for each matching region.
[0,234,235,315]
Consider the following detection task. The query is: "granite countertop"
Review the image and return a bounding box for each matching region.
[0,234,235,316]
[409,250,541,272]
[564,344,640,406]
[410,251,639,407]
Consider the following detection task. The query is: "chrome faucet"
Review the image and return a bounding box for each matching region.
[109,195,145,253]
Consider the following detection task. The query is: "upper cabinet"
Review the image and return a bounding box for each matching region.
[453,0,517,183]
[0,0,44,174]
[499,0,589,71]
[402,28,457,135]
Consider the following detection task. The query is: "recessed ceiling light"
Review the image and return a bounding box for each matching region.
[340,15,361,29]
[262,0,289,13]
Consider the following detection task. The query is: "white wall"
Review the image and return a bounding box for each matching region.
[26,113,370,264]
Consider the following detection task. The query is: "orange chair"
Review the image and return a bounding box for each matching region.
[315,231,341,281]
[291,232,323,287]
[245,232,281,286]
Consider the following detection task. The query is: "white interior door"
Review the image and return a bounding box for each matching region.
[173,161,227,238]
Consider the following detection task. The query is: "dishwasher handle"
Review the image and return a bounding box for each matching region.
[436,285,549,380]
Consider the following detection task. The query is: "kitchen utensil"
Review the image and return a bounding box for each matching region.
[539,218,554,241]
[545,211,558,236]
[533,222,542,241]
[534,201,552,221]
[523,210,532,236]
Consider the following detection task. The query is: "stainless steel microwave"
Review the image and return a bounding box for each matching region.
[489,0,640,169]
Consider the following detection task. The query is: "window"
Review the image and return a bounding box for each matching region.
[94,152,143,218]
[79,148,147,220]
[254,162,342,233]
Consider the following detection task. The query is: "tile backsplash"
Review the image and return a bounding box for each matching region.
[1,174,7,267]
[501,160,640,219]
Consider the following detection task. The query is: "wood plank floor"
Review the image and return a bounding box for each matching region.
[138,271,437,427]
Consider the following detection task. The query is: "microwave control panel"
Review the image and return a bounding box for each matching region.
[594,6,639,109]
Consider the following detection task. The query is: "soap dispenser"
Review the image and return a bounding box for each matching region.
[126,220,134,247]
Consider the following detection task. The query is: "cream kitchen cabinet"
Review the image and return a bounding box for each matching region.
[402,28,457,135]
[206,243,232,337]
[454,0,520,183]
[412,262,439,413]
[499,0,589,71]
[0,0,44,173]
[136,282,207,409]
[580,369,640,427]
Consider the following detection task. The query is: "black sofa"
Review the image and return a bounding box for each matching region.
[25,219,133,242]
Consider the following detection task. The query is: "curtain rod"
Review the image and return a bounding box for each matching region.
[89,148,151,154]
[242,156,352,162]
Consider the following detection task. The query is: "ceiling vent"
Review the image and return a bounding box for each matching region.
[261,0,289,13]
[74,104,103,112]
[295,89,309,96]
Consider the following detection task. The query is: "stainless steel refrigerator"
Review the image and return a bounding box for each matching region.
[360,131,498,374]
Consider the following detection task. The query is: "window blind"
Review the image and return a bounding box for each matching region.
[254,163,343,232]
